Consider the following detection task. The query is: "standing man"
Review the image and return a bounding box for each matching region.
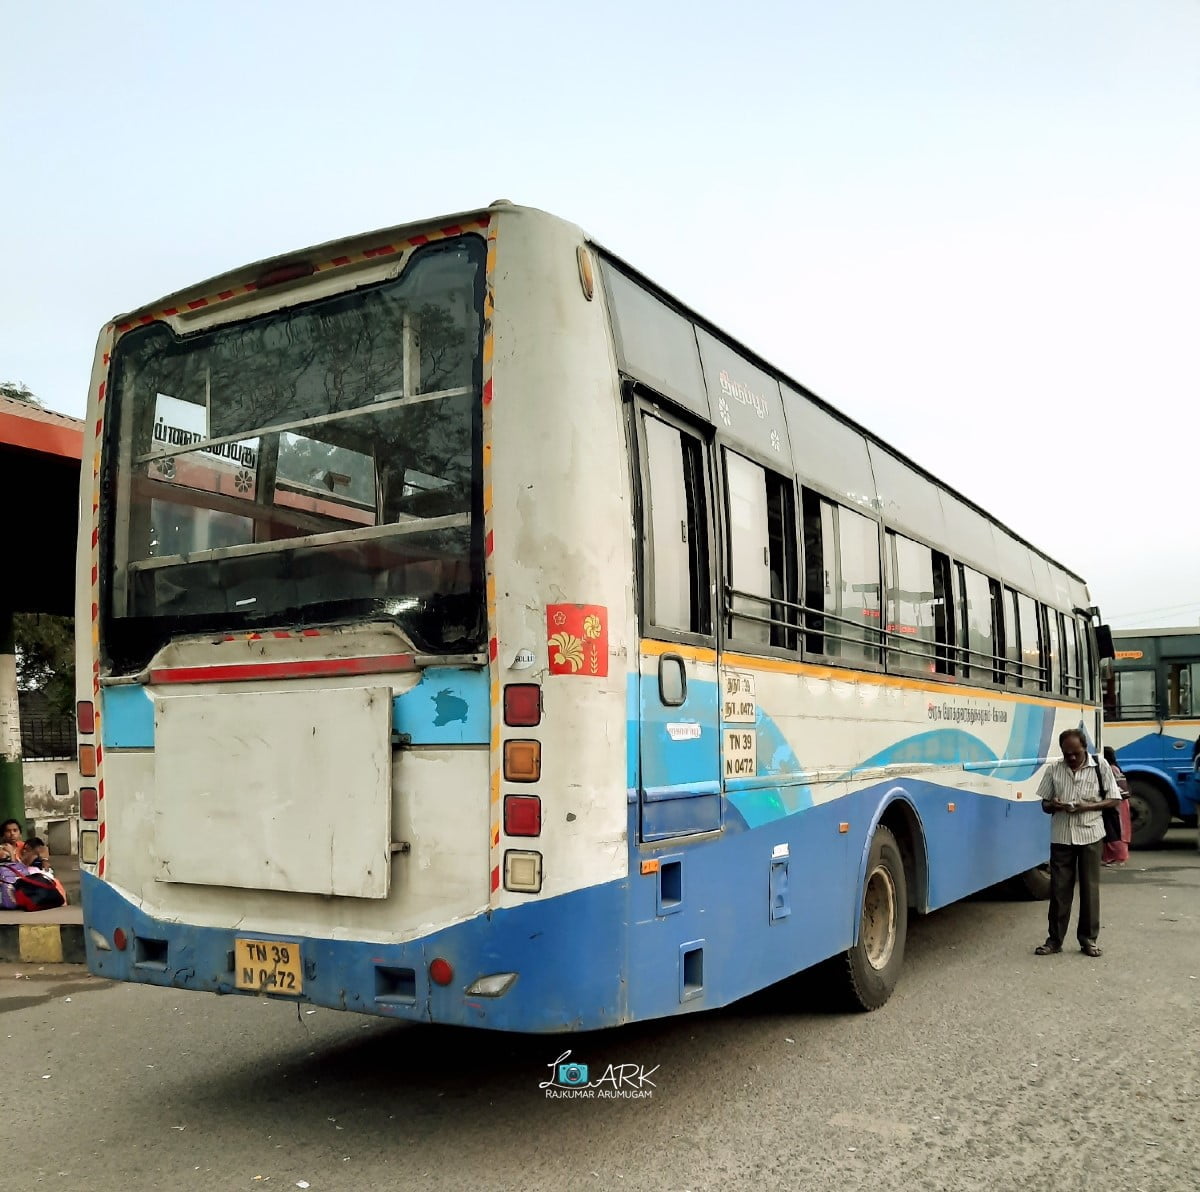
[1034,729,1121,957]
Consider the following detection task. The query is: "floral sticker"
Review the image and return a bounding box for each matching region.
[546,604,608,677]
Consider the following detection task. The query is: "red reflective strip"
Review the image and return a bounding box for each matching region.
[163,307,179,316]
[490,866,500,892]
[218,289,236,300]
[186,298,208,310]
[272,631,291,639]
[441,225,463,236]
[485,530,494,556]
[483,378,493,405]
[489,637,498,661]
[138,315,154,325]
[410,235,429,246]
[301,628,322,637]
[149,654,417,684]
[331,255,351,266]
[98,381,106,400]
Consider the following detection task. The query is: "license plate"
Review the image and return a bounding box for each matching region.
[234,937,303,995]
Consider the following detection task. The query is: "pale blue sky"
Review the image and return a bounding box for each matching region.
[3,1,1198,627]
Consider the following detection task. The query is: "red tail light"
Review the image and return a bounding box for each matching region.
[80,788,99,821]
[429,958,454,987]
[504,794,542,837]
[77,701,95,734]
[503,684,542,727]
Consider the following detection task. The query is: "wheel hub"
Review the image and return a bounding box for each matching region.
[861,863,897,971]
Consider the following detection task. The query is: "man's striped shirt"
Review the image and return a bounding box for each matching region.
[1036,754,1115,846]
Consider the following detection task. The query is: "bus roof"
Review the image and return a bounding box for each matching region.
[109,200,1089,595]
[109,202,499,325]
[1113,627,1200,638]
[589,237,1090,593]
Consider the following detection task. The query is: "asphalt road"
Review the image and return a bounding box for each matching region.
[3,831,1197,1192]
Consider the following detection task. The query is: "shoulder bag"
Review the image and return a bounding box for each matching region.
[1094,756,1122,844]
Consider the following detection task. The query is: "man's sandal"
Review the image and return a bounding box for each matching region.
[1080,943,1103,957]
[1034,943,1062,955]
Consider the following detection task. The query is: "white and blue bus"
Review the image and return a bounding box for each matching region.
[76,202,1110,1030]
[1103,628,1200,846]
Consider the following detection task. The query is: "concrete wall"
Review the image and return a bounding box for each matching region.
[20,758,80,854]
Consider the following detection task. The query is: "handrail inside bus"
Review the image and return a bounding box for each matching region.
[724,584,1085,694]
[134,384,474,467]
[125,513,471,572]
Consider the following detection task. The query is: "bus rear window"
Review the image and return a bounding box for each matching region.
[101,237,487,669]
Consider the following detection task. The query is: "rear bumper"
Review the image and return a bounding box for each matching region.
[81,871,629,1032]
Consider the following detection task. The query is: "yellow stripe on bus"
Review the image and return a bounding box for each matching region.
[639,639,1095,710]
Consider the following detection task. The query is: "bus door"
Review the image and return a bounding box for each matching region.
[635,405,721,843]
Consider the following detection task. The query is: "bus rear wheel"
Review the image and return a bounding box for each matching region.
[1127,778,1171,849]
[1008,862,1052,901]
[830,826,908,1012]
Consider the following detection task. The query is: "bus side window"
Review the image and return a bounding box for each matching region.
[1166,659,1200,716]
[724,451,797,650]
[1078,616,1096,702]
[988,579,1005,684]
[641,414,711,637]
[1015,592,1041,689]
[931,552,954,675]
[1043,606,1061,693]
[1116,668,1156,719]
[1058,612,1078,699]
[1001,587,1021,687]
[801,490,880,664]
[884,531,953,676]
[959,564,994,683]
[1102,666,1118,719]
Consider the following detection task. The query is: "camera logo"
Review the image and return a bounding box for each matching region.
[540,1049,657,1099]
[558,1062,589,1087]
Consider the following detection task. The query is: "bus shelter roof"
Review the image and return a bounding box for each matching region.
[0,394,83,615]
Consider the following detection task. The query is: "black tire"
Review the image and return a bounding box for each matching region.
[1008,862,1052,901]
[1127,778,1172,849]
[828,826,908,1012]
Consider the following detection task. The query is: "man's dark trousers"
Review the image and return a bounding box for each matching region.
[1047,840,1102,947]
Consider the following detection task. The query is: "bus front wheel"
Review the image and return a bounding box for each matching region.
[1127,778,1172,849]
[830,826,908,1012]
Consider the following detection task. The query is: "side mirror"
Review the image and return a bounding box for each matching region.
[1095,624,1115,660]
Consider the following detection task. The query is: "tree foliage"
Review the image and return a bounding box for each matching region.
[1,381,40,405]
[14,614,75,717]
[3,384,71,712]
